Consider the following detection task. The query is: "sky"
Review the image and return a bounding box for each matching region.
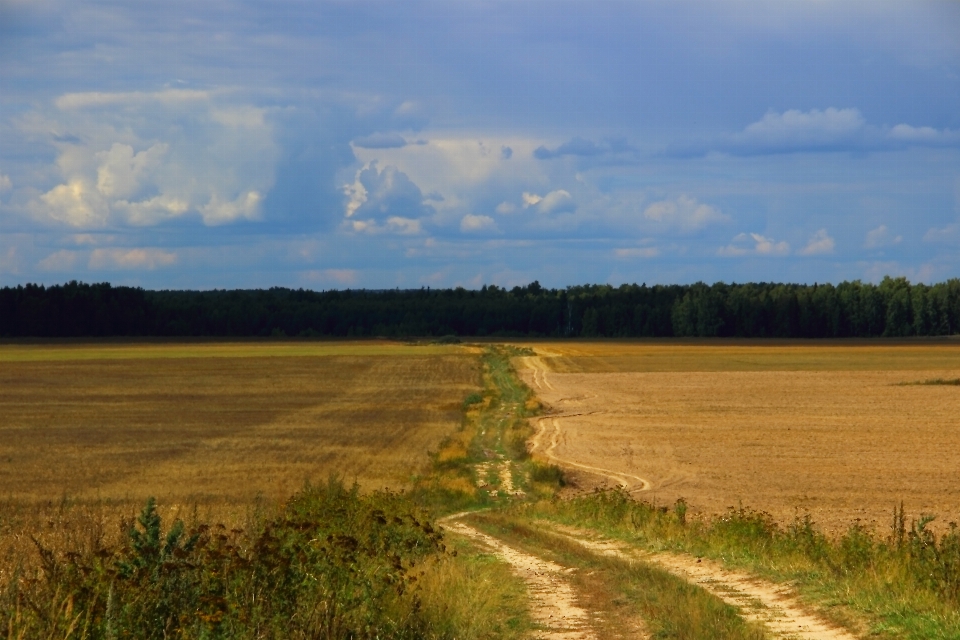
[1,1,959,290]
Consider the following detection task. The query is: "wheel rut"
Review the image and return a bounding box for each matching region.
[442,515,602,640]
[541,522,858,640]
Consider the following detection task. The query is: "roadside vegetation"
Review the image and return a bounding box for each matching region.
[501,490,960,639]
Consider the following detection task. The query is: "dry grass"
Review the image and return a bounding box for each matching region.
[0,341,480,511]
[512,340,960,533]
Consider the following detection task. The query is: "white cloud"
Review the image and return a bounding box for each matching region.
[521,192,542,207]
[744,108,864,142]
[341,162,437,235]
[38,179,107,227]
[38,249,80,271]
[88,248,177,270]
[538,189,574,214]
[719,232,790,257]
[495,201,517,215]
[889,124,960,145]
[96,143,167,199]
[643,195,727,232]
[614,247,659,259]
[798,228,835,256]
[924,223,960,244]
[522,189,574,215]
[0,174,11,192]
[26,90,277,228]
[864,225,902,249]
[113,195,191,226]
[460,214,496,232]
[55,89,213,110]
[198,191,262,226]
[386,216,422,235]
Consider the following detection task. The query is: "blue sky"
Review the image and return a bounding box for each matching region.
[1,1,959,289]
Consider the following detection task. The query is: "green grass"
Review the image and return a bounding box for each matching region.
[509,489,960,639]
[469,512,768,640]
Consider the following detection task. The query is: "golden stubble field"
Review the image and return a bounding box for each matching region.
[514,341,960,533]
[0,341,480,510]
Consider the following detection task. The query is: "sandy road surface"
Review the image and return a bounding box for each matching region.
[443,516,600,640]
[543,522,858,640]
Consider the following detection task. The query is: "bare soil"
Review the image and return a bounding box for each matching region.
[517,343,960,533]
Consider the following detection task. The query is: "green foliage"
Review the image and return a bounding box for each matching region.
[4,480,455,639]
[7,277,960,338]
[515,488,960,638]
[528,462,565,487]
[461,392,483,410]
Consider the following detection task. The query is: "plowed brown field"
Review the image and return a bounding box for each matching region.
[0,342,479,507]
[515,341,960,533]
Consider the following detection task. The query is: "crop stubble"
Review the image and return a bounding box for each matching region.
[0,342,480,507]
[517,342,960,532]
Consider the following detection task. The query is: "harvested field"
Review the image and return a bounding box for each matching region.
[515,341,960,533]
[0,341,480,507]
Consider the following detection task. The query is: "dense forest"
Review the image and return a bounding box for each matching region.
[2,278,960,338]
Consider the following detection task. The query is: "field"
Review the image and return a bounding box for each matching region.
[0,341,480,508]
[512,340,960,532]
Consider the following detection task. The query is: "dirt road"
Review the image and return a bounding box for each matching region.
[443,516,601,639]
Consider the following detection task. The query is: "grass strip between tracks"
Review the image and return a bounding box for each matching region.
[505,489,960,639]
[468,511,769,640]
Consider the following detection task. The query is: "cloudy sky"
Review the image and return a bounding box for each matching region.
[1,1,959,289]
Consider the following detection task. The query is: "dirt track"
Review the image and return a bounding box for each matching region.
[543,522,857,640]
[443,517,600,640]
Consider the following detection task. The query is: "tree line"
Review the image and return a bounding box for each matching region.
[2,277,960,338]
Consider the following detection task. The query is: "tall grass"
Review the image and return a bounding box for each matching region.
[2,477,533,639]
[514,488,960,638]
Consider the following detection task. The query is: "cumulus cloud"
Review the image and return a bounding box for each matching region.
[495,201,517,215]
[341,162,433,234]
[343,162,433,219]
[38,179,107,227]
[643,195,727,232]
[352,132,408,149]
[522,189,574,214]
[0,174,11,192]
[26,90,277,228]
[386,216,422,235]
[864,225,902,249]
[88,248,177,270]
[798,228,835,256]
[460,214,496,233]
[719,233,790,257]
